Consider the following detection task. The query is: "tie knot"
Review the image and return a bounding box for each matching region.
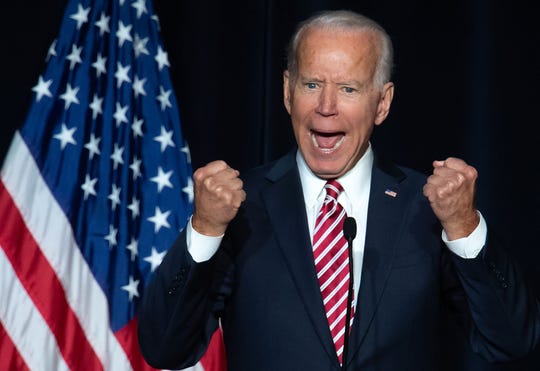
[324,180,343,201]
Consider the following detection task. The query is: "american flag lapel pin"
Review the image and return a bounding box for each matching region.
[385,189,397,198]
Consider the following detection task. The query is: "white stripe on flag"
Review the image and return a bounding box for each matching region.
[0,246,70,371]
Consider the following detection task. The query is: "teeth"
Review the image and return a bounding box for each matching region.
[310,132,344,153]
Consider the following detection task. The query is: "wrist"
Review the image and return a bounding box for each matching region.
[191,214,227,237]
[442,210,480,241]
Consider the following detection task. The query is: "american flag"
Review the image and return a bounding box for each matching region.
[0,0,225,370]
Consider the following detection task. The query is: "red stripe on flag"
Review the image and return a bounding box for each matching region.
[0,181,103,371]
[200,327,227,371]
[115,317,158,371]
[0,321,30,371]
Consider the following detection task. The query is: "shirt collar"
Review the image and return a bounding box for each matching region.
[297,144,374,212]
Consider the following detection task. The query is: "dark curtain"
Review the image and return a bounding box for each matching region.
[1,1,539,369]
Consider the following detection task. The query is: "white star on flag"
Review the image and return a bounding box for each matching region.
[115,62,131,88]
[183,177,194,203]
[155,45,170,70]
[148,207,171,232]
[144,247,167,272]
[84,133,101,159]
[132,76,147,97]
[59,83,80,109]
[126,238,139,261]
[66,44,83,70]
[92,53,107,77]
[157,86,172,110]
[108,184,121,210]
[154,125,175,152]
[130,157,142,179]
[113,102,129,127]
[46,39,57,61]
[151,166,174,192]
[89,94,103,119]
[94,12,110,36]
[121,276,140,301]
[54,123,77,149]
[104,224,118,248]
[134,34,150,58]
[132,0,148,19]
[70,4,90,30]
[110,143,125,169]
[116,21,133,47]
[127,197,140,219]
[32,76,53,101]
[81,174,98,200]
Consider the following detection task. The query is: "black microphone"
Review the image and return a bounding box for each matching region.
[343,217,357,242]
[342,217,356,371]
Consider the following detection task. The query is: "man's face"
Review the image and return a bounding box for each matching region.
[284,28,394,179]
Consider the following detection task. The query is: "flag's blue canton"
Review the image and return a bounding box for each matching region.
[21,0,193,331]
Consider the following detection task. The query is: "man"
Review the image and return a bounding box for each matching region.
[138,10,539,370]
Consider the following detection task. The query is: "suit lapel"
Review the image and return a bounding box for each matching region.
[347,155,409,363]
[261,153,339,364]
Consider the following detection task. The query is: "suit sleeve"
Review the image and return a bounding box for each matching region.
[450,230,540,362]
[137,228,232,369]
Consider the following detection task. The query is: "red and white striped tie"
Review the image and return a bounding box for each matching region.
[312,180,354,365]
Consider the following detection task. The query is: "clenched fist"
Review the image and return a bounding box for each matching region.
[423,157,480,240]
[191,160,246,236]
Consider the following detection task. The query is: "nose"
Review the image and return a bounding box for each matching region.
[316,86,338,117]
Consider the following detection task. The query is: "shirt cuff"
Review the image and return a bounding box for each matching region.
[442,211,487,259]
[186,216,224,262]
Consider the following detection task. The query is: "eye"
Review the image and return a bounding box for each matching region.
[343,86,355,93]
[306,82,317,89]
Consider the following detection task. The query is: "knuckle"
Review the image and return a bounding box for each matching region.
[437,188,447,198]
[203,175,216,190]
[193,168,205,182]
[211,159,227,169]
[466,166,478,180]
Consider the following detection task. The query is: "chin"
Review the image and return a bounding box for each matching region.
[307,161,347,179]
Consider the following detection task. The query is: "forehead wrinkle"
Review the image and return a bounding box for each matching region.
[298,29,379,86]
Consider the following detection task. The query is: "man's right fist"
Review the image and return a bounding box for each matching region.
[191,160,246,236]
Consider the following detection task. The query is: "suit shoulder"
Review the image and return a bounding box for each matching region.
[399,165,428,184]
[240,151,296,188]
[374,152,428,185]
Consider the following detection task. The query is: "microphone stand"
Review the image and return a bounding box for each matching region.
[342,217,356,371]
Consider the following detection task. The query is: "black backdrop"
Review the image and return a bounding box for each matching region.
[1,1,539,369]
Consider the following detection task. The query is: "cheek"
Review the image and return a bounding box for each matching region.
[290,92,318,114]
[343,103,378,128]
[348,120,374,142]
[291,121,310,147]
[289,103,312,129]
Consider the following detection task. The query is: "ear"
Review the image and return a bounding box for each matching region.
[283,70,292,114]
[374,82,394,126]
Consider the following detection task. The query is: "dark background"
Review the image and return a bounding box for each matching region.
[1,1,539,369]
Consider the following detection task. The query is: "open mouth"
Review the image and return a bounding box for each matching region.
[310,130,345,153]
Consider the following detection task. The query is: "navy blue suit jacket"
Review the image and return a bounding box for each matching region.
[138,150,539,371]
